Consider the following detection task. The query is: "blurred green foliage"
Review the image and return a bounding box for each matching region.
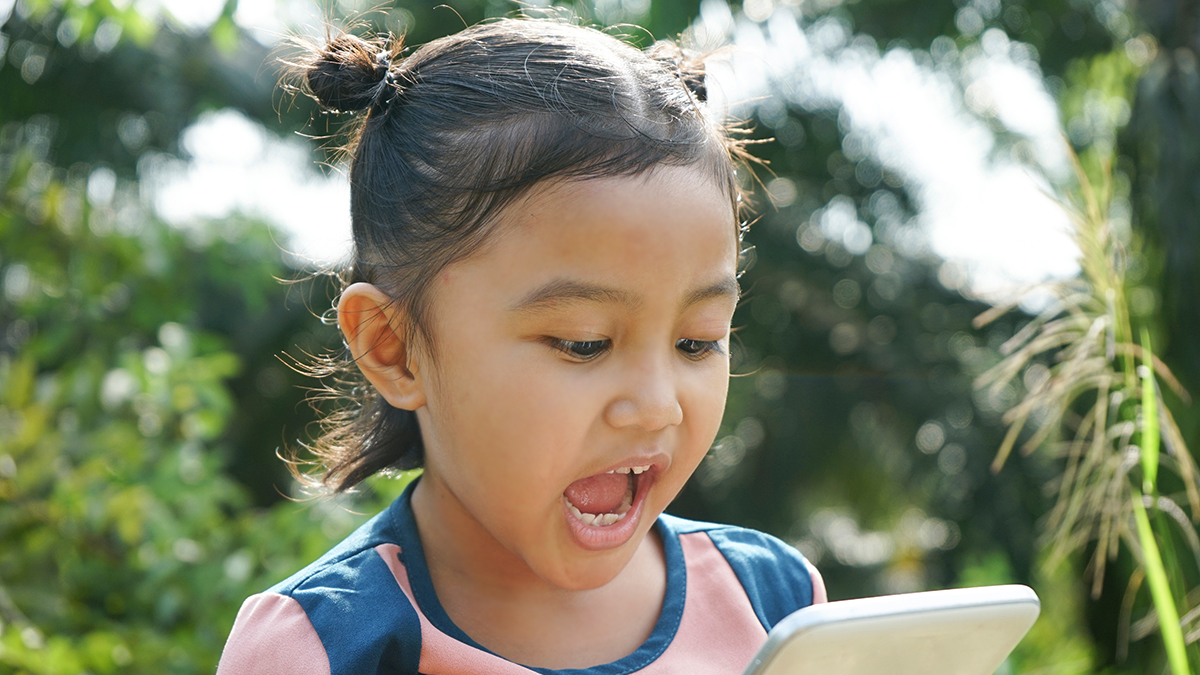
[1,0,1196,672]
[0,113,417,672]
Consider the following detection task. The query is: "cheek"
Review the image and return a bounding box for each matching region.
[682,362,730,455]
[427,349,591,488]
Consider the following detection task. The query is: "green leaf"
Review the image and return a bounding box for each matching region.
[1131,487,1189,675]
[1140,328,1160,494]
[210,16,240,55]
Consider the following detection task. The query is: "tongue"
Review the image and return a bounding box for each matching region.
[564,473,629,515]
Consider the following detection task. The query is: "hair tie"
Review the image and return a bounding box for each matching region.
[372,49,402,111]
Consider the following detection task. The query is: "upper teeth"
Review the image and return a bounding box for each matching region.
[608,465,650,475]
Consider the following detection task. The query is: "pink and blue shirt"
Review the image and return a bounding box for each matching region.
[218,482,817,674]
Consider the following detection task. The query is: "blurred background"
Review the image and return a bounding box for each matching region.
[2,0,1198,672]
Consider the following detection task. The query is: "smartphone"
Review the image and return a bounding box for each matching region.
[741,584,1040,675]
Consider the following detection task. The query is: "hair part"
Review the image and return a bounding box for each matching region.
[285,17,755,493]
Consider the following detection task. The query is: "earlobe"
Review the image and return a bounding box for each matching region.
[337,282,427,411]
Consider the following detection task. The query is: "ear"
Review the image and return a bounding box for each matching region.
[337,282,427,411]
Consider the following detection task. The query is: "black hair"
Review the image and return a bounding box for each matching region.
[290,17,751,493]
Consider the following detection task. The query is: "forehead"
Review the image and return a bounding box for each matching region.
[507,164,736,250]
[434,164,740,314]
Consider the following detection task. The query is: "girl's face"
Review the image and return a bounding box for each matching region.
[412,164,739,590]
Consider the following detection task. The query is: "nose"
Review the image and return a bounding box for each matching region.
[604,356,684,432]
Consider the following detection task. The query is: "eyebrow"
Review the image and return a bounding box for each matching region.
[510,280,639,313]
[683,277,741,308]
[509,277,740,314]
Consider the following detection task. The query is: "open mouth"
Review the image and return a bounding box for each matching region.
[560,460,661,550]
[562,465,649,527]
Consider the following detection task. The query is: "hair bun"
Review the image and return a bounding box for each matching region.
[306,34,399,113]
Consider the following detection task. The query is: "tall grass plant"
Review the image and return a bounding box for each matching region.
[975,151,1199,672]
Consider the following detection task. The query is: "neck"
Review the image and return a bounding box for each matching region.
[408,472,667,669]
[411,471,558,599]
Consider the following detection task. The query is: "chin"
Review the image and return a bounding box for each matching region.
[543,539,645,591]
[556,565,628,592]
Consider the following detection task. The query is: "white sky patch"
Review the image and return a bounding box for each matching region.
[121,0,322,42]
[233,0,289,44]
[234,0,328,46]
[131,0,354,267]
[144,109,352,267]
[703,5,1080,300]
[135,0,225,32]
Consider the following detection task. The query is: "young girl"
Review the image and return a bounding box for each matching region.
[218,17,825,675]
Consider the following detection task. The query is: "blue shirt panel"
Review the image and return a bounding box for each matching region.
[269,501,421,674]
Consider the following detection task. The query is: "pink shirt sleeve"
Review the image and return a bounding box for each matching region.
[217,592,331,675]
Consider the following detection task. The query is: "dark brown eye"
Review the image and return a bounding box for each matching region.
[549,339,610,361]
[676,339,720,359]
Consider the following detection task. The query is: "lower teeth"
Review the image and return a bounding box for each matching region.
[567,502,627,526]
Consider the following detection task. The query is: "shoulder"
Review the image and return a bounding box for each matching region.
[660,514,827,630]
[220,500,423,675]
[218,591,331,675]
